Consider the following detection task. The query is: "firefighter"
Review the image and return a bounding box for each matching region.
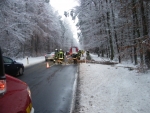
[71,53,78,64]
[86,50,89,56]
[86,50,91,60]
[81,50,84,57]
[58,49,64,63]
[54,49,59,63]
[77,50,82,60]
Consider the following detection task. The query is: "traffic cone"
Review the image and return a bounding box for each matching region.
[46,62,50,68]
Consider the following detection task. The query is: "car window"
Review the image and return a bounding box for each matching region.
[3,57,13,63]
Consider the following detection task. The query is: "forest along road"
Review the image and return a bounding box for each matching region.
[18,61,78,113]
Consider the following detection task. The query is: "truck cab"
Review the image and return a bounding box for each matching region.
[69,46,79,56]
[0,47,34,113]
[69,46,79,64]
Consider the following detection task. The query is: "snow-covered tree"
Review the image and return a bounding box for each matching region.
[0,0,66,58]
[75,0,150,67]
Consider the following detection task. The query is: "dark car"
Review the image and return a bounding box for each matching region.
[2,56,24,76]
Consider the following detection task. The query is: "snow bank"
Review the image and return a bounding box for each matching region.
[74,54,150,113]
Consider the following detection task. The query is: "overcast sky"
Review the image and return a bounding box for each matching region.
[50,0,79,16]
[50,0,80,44]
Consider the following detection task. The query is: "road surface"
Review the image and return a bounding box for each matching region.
[18,61,78,113]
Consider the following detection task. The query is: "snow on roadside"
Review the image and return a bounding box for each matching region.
[90,54,136,68]
[74,54,150,113]
[16,56,45,67]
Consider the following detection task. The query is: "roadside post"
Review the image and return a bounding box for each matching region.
[85,51,86,63]
[27,56,29,64]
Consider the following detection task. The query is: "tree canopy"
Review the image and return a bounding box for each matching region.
[75,0,150,66]
[0,0,77,58]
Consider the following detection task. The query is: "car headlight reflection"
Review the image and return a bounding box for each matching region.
[27,86,32,99]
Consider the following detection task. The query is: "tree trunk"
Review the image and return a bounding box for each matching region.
[132,0,138,65]
[106,0,114,60]
[111,2,121,62]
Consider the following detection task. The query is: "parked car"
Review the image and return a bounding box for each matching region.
[0,47,34,113]
[2,56,24,76]
[45,52,55,61]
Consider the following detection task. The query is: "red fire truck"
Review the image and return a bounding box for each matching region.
[0,47,34,113]
[69,46,78,55]
[69,46,79,64]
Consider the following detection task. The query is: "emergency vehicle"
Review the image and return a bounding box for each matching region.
[69,46,79,64]
[0,47,34,113]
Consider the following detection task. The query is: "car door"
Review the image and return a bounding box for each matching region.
[3,57,17,75]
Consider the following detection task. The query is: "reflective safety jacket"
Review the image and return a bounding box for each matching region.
[58,51,64,60]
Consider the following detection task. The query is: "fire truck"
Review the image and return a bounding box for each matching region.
[69,46,79,64]
[0,47,34,113]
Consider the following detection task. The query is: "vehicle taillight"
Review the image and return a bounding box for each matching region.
[0,80,6,94]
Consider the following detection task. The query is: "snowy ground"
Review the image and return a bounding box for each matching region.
[16,56,45,67]
[73,54,150,113]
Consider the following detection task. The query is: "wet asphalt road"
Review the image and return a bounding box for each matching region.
[18,61,78,113]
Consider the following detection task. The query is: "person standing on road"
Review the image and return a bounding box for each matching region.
[58,49,64,63]
[77,50,82,60]
[54,49,59,63]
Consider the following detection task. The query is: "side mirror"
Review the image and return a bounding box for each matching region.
[0,47,6,96]
[13,60,16,63]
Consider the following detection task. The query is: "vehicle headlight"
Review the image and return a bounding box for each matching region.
[27,86,32,99]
